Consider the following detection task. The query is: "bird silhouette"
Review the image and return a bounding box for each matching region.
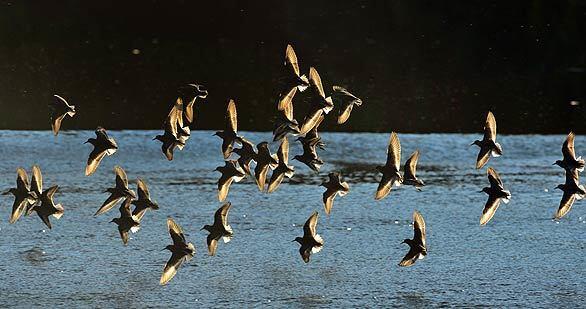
[95,166,136,216]
[161,217,195,285]
[471,111,502,169]
[49,94,76,136]
[294,211,323,263]
[321,172,350,215]
[399,210,427,267]
[202,202,234,256]
[479,167,511,225]
[84,127,118,176]
[375,132,403,200]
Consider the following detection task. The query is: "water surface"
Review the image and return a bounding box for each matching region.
[0,131,584,307]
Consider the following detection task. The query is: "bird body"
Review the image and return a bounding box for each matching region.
[4,168,37,224]
[331,86,362,124]
[375,132,403,200]
[402,150,425,188]
[95,166,136,216]
[233,137,257,176]
[215,161,246,202]
[555,169,586,219]
[161,217,195,285]
[49,94,76,136]
[321,172,350,214]
[554,132,585,172]
[32,185,64,229]
[214,99,241,159]
[110,197,140,245]
[131,178,159,222]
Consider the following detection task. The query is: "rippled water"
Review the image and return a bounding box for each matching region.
[0,130,584,307]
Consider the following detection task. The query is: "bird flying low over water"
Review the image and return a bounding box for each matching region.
[85,127,118,176]
[26,165,43,216]
[202,202,234,256]
[273,87,301,142]
[554,132,585,172]
[95,166,136,216]
[110,197,141,245]
[294,211,324,263]
[131,178,159,222]
[267,137,295,193]
[233,137,257,176]
[321,172,350,215]
[254,142,279,191]
[375,132,403,200]
[398,210,427,267]
[472,111,502,169]
[283,44,310,93]
[331,86,362,124]
[294,115,325,173]
[402,150,425,189]
[49,94,76,136]
[555,169,586,220]
[31,185,64,229]
[3,168,37,224]
[215,160,246,202]
[161,217,195,285]
[214,99,241,159]
[479,167,511,225]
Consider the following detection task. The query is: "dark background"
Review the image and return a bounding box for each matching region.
[0,0,585,133]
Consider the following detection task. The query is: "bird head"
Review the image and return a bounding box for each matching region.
[201,225,212,232]
[292,155,302,162]
[553,160,563,167]
[153,135,163,141]
[2,188,16,195]
[163,244,174,252]
[470,140,482,147]
[110,218,119,224]
[555,184,564,191]
[480,187,491,194]
[292,237,303,244]
[84,138,95,145]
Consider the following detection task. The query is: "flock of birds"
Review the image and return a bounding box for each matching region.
[3,44,583,286]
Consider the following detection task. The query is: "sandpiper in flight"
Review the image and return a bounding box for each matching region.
[554,168,586,220]
[294,211,324,263]
[215,160,246,202]
[232,137,258,176]
[85,127,118,176]
[554,132,585,172]
[110,196,141,245]
[95,166,136,216]
[131,178,159,222]
[479,167,511,225]
[472,111,502,169]
[31,185,64,229]
[49,94,76,136]
[254,142,279,191]
[161,217,195,285]
[375,132,403,200]
[398,210,427,267]
[267,137,295,193]
[402,150,425,189]
[321,172,350,215]
[214,99,241,159]
[3,168,37,224]
[202,202,234,256]
[331,86,362,124]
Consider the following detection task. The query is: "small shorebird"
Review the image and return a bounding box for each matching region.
[331,86,362,124]
[233,137,257,176]
[202,202,234,256]
[131,178,159,222]
[214,99,241,159]
[49,94,76,136]
[26,165,43,215]
[402,150,425,189]
[31,185,64,229]
[554,169,586,219]
[554,132,585,172]
[294,211,323,263]
[110,197,140,245]
[3,168,37,224]
[282,44,310,93]
[180,83,208,125]
[471,111,502,169]
[153,130,184,161]
[85,127,118,176]
[254,142,278,191]
[398,210,427,267]
[308,67,334,114]
[375,132,403,200]
[215,160,246,202]
[479,167,511,225]
[95,166,136,216]
[321,172,350,215]
[267,137,295,193]
[273,87,301,141]
[161,217,195,285]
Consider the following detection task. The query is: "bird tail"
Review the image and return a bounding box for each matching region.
[298,75,309,92]
[52,204,64,219]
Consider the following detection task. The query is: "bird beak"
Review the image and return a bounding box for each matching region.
[1,190,10,195]
[552,162,557,165]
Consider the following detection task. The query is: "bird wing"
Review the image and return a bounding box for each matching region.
[398,247,420,267]
[119,227,130,245]
[227,99,237,133]
[254,163,270,191]
[403,150,420,180]
[323,189,337,215]
[487,167,504,190]
[375,174,398,200]
[555,191,576,219]
[303,211,319,238]
[217,175,234,202]
[565,168,580,185]
[9,197,28,224]
[216,202,232,230]
[267,170,285,193]
[278,137,289,164]
[412,210,426,248]
[309,67,325,98]
[299,109,324,135]
[480,195,502,225]
[30,165,43,195]
[207,234,219,256]
[43,185,59,202]
[484,111,497,141]
[85,149,107,176]
[475,147,491,169]
[285,44,300,76]
[119,197,133,218]
[94,193,122,216]
[51,113,67,136]
[16,167,30,191]
[337,104,354,125]
[562,132,577,161]
[114,166,129,189]
[160,252,185,285]
[278,87,297,121]
[167,217,187,246]
[136,178,150,201]
[386,132,401,171]
[39,213,53,229]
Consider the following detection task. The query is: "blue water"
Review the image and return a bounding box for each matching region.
[0,130,584,307]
